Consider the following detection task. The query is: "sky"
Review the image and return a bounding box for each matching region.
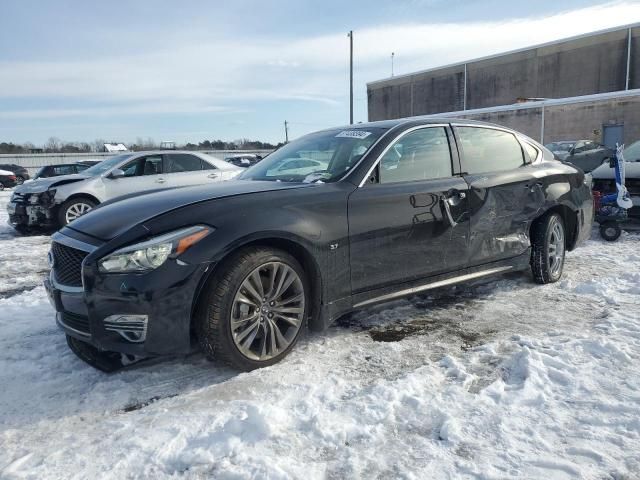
[1,0,639,146]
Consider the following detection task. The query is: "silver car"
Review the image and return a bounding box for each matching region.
[7,151,242,230]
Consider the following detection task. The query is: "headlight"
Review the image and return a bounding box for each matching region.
[98,225,212,273]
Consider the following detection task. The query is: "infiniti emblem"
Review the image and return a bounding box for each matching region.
[47,250,55,268]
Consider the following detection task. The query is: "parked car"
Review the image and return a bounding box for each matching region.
[34,161,103,180]
[0,169,18,190]
[7,151,242,230]
[0,164,30,184]
[44,119,592,372]
[544,141,575,160]
[592,160,640,221]
[225,154,263,168]
[562,140,614,172]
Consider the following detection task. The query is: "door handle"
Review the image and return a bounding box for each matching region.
[445,189,466,206]
[156,178,166,184]
[207,173,219,179]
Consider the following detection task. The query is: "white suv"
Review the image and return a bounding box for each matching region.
[8,151,242,230]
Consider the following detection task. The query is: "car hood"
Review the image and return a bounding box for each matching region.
[15,174,89,193]
[65,180,310,241]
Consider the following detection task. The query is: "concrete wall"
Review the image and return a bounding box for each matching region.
[432,94,640,146]
[368,25,639,121]
[0,150,273,176]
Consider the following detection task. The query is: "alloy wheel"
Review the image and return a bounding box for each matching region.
[231,261,305,361]
[547,218,565,276]
[65,202,93,223]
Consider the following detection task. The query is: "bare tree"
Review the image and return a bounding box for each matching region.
[44,137,61,152]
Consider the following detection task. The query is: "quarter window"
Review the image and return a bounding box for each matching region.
[166,154,203,173]
[457,127,524,174]
[523,142,539,163]
[379,127,453,184]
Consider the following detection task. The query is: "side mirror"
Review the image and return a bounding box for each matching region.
[107,168,125,179]
[568,148,575,156]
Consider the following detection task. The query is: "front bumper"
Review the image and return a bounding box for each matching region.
[7,201,58,229]
[44,260,211,357]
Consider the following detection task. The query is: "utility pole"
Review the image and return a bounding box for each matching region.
[284,120,289,143]
[391,52,395,77]
[348,30,353,124]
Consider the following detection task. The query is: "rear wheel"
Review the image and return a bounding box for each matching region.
[58,197,97,226]
[197,247,308,371]
[531,212,566,284]
[599,222,621,242]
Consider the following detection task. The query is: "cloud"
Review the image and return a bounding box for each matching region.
[1,1,638,120]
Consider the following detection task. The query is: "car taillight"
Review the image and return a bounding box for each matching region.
[8,175,16,181]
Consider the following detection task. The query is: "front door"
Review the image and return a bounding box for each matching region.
[348,126,470,294]
[454,125,544,266]
[102,154,165,200]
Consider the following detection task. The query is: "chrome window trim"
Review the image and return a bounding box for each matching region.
[353,265,513,308]
[357,123,450,188]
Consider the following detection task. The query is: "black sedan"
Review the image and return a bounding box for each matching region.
[0,163,30,184]
[44,118,593,372]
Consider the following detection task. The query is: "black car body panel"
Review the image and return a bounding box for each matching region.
[44,118,593,358]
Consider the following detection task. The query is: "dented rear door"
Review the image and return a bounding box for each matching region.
[454,125,544,266]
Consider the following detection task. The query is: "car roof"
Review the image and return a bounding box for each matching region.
[315,116,528,134]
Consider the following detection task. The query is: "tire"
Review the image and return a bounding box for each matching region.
[197,247,309,371]
[0,183,4,191]
[15,176,24,185]
[58,197,97,226]
[66,335,124,373]
[531,212,566,284]
[599,222,621,242]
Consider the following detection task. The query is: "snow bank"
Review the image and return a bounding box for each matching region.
[0,188,639,479]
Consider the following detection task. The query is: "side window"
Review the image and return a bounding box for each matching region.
[201,158,217,170]
[120,155,163,177]
[54,165,76,176]
[166,154,203,173]
[379,127,453,184]
[456,127,524,174]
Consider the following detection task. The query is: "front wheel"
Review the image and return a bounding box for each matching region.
[58,197,97,226]
[197,247,309,371]
[531,213,566,284]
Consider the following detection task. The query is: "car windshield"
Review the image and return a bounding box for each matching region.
[82,154,133,176]
[238,128,386,183]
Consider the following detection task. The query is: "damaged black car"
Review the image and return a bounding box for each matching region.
[44,118,593,372]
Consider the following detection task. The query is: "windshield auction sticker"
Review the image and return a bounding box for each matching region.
[336,130,372,139]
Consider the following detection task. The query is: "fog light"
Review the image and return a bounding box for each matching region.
[103,314,148,343]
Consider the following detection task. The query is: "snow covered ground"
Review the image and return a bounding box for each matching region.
[0,188,639,479]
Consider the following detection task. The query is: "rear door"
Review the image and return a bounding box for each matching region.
[454,125,544,266]
[348,125,470,294]
[165,153,222,187]
[102,154,165,199]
